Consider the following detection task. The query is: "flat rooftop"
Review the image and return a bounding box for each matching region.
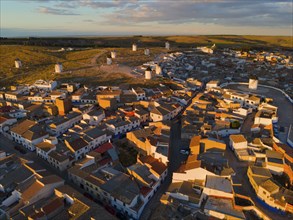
[205,175,233,193]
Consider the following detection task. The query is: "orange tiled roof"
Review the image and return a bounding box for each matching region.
[22,181,44,201]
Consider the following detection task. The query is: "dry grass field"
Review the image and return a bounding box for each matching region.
[90,35,292,48]
[0,35,291,87]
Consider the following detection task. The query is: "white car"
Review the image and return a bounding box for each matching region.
[180,150,190,155]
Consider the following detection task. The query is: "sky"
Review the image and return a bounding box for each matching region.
[1,0,292,37]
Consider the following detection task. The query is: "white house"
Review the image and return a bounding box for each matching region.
[265,150,284,175]
[4,92,19,102]
[32,80,58,91]
[10,120,49,151]
[28,93,46,103]
[50,91,66,102]
[132,88,146,101]
[82,127,110,150]
[254,110,278,126]
[233,107,252,117]
[173,167,216,183]
[48,112,82,136]
[105,117,140,136]
[230,92,249,106]
[206,80,219,90]
[72,88,85,103]
[229,134,247,150]
[197,46,213,54]
[64,134,89,160]
[82,108,105,126]
[244,95,260,109]
[0,116,17,133]
[36,137,57,160]
[150,103,181,122]
[203,175,234,199]
[100,173,145,220]
[134,107,149,123]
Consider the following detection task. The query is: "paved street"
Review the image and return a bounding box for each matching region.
[140,118,184,220]
[240,111,256,141]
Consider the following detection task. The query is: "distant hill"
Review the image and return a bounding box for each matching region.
[1,35,292,49]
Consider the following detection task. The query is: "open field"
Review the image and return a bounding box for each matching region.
[0,35,291,86]
[0,45,169,87]
[2,35,292,48]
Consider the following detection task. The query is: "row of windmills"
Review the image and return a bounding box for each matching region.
[14,41,171,74]
[14,58,63,73]
[106,41,171,66]
[132,41,170,52]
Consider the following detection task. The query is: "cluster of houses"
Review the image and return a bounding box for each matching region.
[0,45,292,219]
[0,78,190,219]
[150,82,293,218]
[0,153,115,219]
[153,135,248,219]
[153,48,292,98]
[67,142,167,219]
[181,84,263,140]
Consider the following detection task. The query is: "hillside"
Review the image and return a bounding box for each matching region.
[0,45,166,86]
[0,35,291,87]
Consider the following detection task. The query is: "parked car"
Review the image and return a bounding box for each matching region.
[14,146,26,154]
[83,192,93,201]
[104,205,116,216]
[180,149,190,155]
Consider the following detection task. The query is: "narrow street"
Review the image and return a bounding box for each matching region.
[140,118,184,220]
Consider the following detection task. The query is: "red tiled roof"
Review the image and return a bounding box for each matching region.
[98,157,112,166]
[140,186,152,197]
[94,142,113,153]
[0,117,7,124]
[42,197,64,215]
[0,106,14,113]
[126,111,135,117]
